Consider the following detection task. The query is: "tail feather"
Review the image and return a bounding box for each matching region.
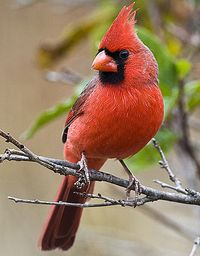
[39,158,106,251]
[39,175,90,250]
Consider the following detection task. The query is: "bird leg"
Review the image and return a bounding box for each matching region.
[75,152,90,189]
[119,160,142,199]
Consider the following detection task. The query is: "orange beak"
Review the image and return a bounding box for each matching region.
[92,50,118,72]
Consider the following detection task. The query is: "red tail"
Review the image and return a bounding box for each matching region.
[39,158,105,250]
[39,175,89,250]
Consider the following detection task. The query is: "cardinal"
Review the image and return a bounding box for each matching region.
[39,2,164,251]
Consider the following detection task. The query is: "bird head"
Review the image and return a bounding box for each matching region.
[92,2,158,86]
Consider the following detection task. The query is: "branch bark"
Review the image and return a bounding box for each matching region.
[1,129,200,207]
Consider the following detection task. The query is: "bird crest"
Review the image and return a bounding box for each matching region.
[99,3,139,52]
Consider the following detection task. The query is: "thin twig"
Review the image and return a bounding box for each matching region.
[154,180,187,194]
[8,196,115,208]
[75,192,119,204]
[74,192,155,206]
[152,138,183,189]
[189,236,200,256]
[8,194,154,208]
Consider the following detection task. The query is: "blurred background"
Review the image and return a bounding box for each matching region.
[0,0,200,255]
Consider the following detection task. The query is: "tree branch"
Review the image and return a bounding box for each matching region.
[8,192,153,208]
[8,196,116,208]
[1,129,200,207]
[152,138,184,192]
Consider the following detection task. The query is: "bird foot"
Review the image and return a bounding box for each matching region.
[75,152,90,189]
[119,160,142,202]
[126,175,142,201]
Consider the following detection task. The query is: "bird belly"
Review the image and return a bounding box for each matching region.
[65,85,164,160]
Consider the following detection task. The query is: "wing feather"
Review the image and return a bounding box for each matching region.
[62,78,97,143]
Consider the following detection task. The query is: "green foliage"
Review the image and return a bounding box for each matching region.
[22,96,77,140]
[163,89,179,118]
[137,27,180,120]
[137,27,178,95]
[176,59,192,80]
[23,80,88,139]
[185,80,200,111]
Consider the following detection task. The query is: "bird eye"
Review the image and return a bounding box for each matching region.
[119,50,129,60]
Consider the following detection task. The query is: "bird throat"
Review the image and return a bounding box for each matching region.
[99,65,124,85]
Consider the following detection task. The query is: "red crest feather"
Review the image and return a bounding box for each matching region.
[99,3,140,52]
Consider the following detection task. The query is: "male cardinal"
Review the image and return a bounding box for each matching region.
[39,2,164,251]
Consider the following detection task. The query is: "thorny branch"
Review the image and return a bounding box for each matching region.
[1,128,200,208]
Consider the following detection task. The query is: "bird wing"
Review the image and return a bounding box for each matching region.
[62,78,97,143]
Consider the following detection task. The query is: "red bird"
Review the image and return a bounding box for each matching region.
[39,3,164,251]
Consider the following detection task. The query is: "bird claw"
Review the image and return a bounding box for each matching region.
[75,152,90,189]
[119,160,142,204]
[126,175,142,201]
